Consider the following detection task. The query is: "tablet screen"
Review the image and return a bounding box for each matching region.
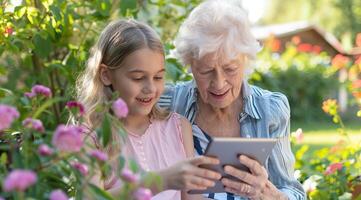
[188,137,278,194]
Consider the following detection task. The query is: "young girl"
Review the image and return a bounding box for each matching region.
[76,19,221,200]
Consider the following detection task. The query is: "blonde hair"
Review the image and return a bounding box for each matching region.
[76,19,168,156]
[174,0,261,77]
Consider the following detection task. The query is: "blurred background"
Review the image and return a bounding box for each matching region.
[1,0,361,198]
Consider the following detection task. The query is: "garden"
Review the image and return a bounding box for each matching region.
[0,0,360,199]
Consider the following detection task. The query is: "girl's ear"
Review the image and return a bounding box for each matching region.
[99,64,112,86]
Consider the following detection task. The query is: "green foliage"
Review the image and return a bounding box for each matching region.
[250,43,338,121]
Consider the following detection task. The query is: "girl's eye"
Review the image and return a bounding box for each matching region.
[154,76,163,80]
[132,77,144,81]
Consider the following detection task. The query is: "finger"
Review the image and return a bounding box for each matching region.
[188,175,216,188]
[184,183,208,191]
[190,156,220,166]
[191,165,222,180]
[238,155,265,176]
[222,178,254,196]
[223,165,257,185]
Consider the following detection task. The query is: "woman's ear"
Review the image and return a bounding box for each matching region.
[99,64,112,86]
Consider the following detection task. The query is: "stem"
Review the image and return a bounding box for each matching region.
[49,71,61,124]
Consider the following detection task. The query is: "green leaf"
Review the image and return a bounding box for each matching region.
[33,97,65,118]
[88,184,114,200]
[14,6,27,19]
[357,110,361,117]
[128,158,139,173]
[118,156,125,171]
[32,33,53,58]
[101,114,111,147]
[120,0,137,16]
[0,87,13,97]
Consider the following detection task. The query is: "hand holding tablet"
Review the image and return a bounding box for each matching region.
[188,137,278,194]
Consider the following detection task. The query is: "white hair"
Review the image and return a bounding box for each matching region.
[174,0,261,74]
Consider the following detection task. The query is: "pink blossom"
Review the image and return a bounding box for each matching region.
[38,144,53,156]
[49,189,68,200]
[0,104,20,132]
[291,128,303,143]
[4,26,13,36]
[25,84,52,98]
[52,125,84,152]
[90,150,108,162]
[22,118,45,132]
[66,101,85,115]
[0,196,4,200]
[3,169,37,192]
[121,168,139,183]
[325,162,343,175]
[133,187,153,200]
[112,98,129,119]
[71,162,88,176]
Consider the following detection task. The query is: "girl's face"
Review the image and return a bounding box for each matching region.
[101,48,165,118]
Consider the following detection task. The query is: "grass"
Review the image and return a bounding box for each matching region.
[290,120,361,154]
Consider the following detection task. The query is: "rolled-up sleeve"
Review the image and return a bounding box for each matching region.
[267,93,306,200]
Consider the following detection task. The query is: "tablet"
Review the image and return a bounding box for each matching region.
[188,137,278,194]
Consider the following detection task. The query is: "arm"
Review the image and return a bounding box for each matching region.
[222,93,306,200]
[179,117,209,200]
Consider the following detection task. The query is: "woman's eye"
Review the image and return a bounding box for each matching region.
[225,67,238,73]
[154,76,163,80]
[200,70,212,75]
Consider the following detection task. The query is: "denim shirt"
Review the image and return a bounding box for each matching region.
[158,80,306,200]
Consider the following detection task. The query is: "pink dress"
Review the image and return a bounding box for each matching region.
[122,112,187,200]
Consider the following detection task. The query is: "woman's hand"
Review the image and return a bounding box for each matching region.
[221,155,287,200]
[159,156,221,191]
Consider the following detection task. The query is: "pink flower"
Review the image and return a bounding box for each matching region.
[90,150,108,162]
[66,101,85,116]
[25,84,52,98]
[52,125,84,152]
[291,128,303,143]
[0,104,20,132]
[0,196,4,200]
[4,26,13,36]
[22,118,44,132]
[3,169,37,192]
[38,144,53,156]
[71,162,88,176]
[133,187,153,200]
[324,162,343,175]
[121,168,139,183]
[112,98,129,119]
[49,189,68,200]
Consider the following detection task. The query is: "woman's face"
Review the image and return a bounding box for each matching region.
[191,53,245,109]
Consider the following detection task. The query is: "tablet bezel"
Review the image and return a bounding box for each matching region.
[188,137,278,194]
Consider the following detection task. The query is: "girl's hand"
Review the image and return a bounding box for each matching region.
[159,156,221,191]
[221,155,287,200]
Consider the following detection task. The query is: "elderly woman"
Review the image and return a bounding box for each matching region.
[159,0,306,199]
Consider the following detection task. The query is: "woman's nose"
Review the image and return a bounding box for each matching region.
[211,70,227,89]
